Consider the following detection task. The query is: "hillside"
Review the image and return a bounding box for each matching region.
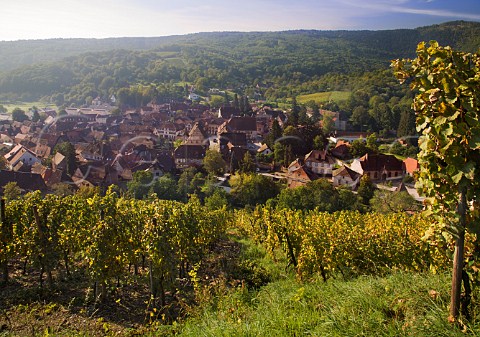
[0,21,479,105]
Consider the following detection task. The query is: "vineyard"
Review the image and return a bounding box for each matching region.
[0,188,229,315]
[0,191,472,335]
[234,206,455,280]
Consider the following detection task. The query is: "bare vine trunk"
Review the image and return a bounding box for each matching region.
[449,188,466,321]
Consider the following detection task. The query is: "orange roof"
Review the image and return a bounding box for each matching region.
[403,157,419,174]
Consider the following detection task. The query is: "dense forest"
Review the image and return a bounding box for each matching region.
[0,21,479,109]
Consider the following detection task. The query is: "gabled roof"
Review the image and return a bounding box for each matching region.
[358,153,403,172]
[174,144,206,160]
[53,152,66,166]
[219,132,247,148]
[333,165,361,180]
[257,143,271,153]
[218,106,241,119]
[188,122,209,139]
[305,149,335,164]
[0,170,47,193]
[403,157,419,175]
[5,145,39,167]
[286,165,319,188]
[225,116,257,132]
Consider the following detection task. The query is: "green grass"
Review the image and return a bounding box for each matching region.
[3,232,479,336]
[0,100,56,113]
[168,271,475,337]
[163,58,185,66]
[297,91,351,105]
[149,235,480,337]
[156,51,181,58]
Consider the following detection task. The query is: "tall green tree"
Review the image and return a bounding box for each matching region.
[357,175,375,205]
[393,41,480,321]
[230,173,281,207]
[233,93,240,110]
[239,152,256,173]
[151,173,178,200]
[265,119,282,148]
[370,190,418,214]
[397,108,416,138]
[2,182,21,200]
[203,150,226,176]
[54,141,76,175]
[287,96,300,126]
[11,108,28,122]
[127,171,154,199]
[322,113,335,135]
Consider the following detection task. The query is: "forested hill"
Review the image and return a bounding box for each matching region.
[0,20,479,104]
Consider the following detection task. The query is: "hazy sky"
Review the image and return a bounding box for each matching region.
[1,0,480,41]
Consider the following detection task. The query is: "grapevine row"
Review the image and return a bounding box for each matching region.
[235,206,453,280]
[0,188,230,304]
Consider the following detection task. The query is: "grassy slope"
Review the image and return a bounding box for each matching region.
[2,233,480,336]
[0,100,57,113]
[153,235,480,337]
[297,91,351,105]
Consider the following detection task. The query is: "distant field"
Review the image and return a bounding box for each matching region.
[156,51,180,58]
[297,91,351,104]
[164,57,185,66]
[0,101,56,113]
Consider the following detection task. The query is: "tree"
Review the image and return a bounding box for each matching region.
[31,110,41,122]
[239,152,256,173]
[312,135,325,151]
[203,150,226,176]
[177,168,204,201]
[357,175,375,205]
[0,105,7,113]
[204,189,229,210]
[239,95,245,113]
[273,141,286,167]
[2,182,21,200]
[392,41,480,321]
[76,185,100,198]
[265,119,282,148]
[11,108,28,122]
[322,113,335,135]
[244,96,252,115]
[230,173,281,207]
[397,108,416,138]
[370,190,418,213]
[0,157,7,170]
[127,171,154,199]
[350,106,370,129]
[30,106,40,122]
[306,100,320,122]
[151,173,178,200]
[54,142,76,175]
[287,96,300,126]
[233,94,240,110]
[51,183,74,196]
[366,132,378,153]
[276,179,342,212]
[223,91,230,106]
[209,95,224,109]
[349,139,368,158]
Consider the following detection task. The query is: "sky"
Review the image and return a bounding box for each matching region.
[1,0,480,41]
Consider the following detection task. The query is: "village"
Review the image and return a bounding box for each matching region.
[0,95,420,200]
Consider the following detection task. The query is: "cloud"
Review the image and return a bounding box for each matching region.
[338,0,480,20]
[390,7,480,20]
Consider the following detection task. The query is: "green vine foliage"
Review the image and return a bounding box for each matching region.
[392,41,480,280]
